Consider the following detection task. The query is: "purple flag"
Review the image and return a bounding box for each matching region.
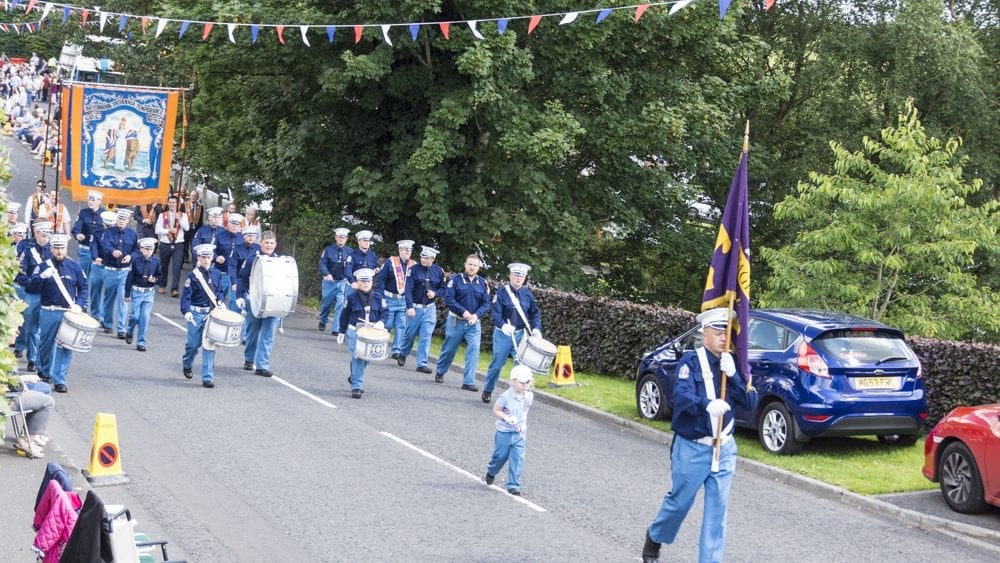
[701,149,750,379]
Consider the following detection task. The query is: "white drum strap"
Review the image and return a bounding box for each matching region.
[45,259,75,308]
[697,347,733,439]
[504,285,532,331]
[192,268,220,307]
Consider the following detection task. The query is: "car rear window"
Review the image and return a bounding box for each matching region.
[811,329,914,365]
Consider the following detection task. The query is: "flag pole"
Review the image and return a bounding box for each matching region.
[711,120,750,473]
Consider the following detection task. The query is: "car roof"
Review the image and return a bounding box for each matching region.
[752,308,902,337]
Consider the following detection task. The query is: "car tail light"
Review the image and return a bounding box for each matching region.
[916,363,923,379]
[797,341,830,378]
[802,414,832,422]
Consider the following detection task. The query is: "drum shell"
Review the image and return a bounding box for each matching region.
[517,335,558,374]
[204,308,243,347]
[250,256,299,318]
[56,311,100,353]
[354,326,391,361]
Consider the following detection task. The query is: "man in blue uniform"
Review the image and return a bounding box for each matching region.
[435,254,490,390]
[317,227,351,334]
[181,243,226,388]
[231,224,260,339]
[344,229,378,291]
[70,189,105,277]
[641,307,755,563]
[336,268,388,399]
[236,231,281,377]
[87,211,117,322]
[397,246,446,374]
[374,239,414,360]
[100,207,139,338]
[6,201,21,229]
[482,263,542,403]
[124,238,162,351]
[215,213,243,311]
[30,234,88,394]
[190,206,223,260]
[17,220,53,373]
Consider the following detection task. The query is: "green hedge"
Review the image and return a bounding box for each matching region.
[910,337,1000,426]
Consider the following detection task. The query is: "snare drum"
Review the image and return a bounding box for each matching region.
[56,311,100,353]
[249,255,299,318]
[517,334,558,374]
[204,307,243,347]
[354,326,391,362]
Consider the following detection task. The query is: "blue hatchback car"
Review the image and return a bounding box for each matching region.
[635,309,927,454]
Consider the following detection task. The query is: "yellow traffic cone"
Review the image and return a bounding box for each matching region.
[83,413,131,486]
[548,345,580,388]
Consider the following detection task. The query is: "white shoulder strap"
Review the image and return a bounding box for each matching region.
[192,268,220,307]
[505,285,531,329]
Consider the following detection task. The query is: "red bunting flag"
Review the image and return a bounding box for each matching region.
[276,25,285,44]
[439,22,450,39]
[82,9,89,26]
[202,22,213,40]
[635,4,650,22]
[354,25,363,43]
[765,0,776,10]
[142,17,149,33]
[528,15,542,34]
[25,0,37,14]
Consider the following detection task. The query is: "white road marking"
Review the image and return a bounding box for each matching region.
[154,312,186,331]
[380,431,547,512]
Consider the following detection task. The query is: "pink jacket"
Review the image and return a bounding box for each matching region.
[32,479,82,563]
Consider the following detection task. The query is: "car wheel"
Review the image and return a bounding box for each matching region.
[636,374,669,421]
[877,434,919,446]
[757,402,804,455]
[939,441,989,514]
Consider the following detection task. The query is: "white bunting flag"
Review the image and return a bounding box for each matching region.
[670,0,696,15]
[40,2,52,21]
[155,18,168,37]
[99,11,108,32]
[559,12,579,25]
[381,24,392,46]
[227,23,236,44]
[300,25,310,46]
[467,20,485,40]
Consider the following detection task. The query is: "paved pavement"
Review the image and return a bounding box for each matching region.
[3,133,1000,561]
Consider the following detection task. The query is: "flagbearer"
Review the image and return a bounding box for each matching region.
[124,238,162,351]
[375,239,414,360]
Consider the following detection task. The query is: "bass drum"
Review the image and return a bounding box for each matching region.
[249,255,299,318]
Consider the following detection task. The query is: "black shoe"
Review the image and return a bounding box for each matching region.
[642,531,661,563]
[397,354,406,366]
[416,366,432,374]
[461,383,479,392]
[331,331,339,337]
[484,473,495,485]
[351,389,362,399]
[434,373,444,383]
[482,391,492,403]
[255,369,273,377]
[203,380,215,388]
[508,489,521,496]
[390,352,400,360]
[318,322,326,331]
[243,361,254,371]
[125,332,133,344]
[26,362,36,372]
[39,375,53,384]
[183,367,193,379]
[54,384,68,393]
[103,327,112,334]
[13,349,22,358]
[117,332,126,340]
[136,345,146,352]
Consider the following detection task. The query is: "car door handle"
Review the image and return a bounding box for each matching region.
[757,359,773,366]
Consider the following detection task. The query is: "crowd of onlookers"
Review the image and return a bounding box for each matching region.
[3,52,61,161]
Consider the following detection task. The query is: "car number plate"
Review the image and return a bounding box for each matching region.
[852,376,901,390]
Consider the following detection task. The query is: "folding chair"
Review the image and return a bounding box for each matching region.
[105,505,186,563]
[4,391,39,459]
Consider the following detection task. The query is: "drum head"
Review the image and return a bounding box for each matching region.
[530,335,558,354]
[211,308,243,324]
[250,257,265,317]
[64,311,100,329]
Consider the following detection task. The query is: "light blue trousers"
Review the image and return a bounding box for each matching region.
[398,305,436,368]
[483,327,524,393]
[127,288,155,347]
[436,315,481,385]
[183,310,216,383]
[487,430,526,492]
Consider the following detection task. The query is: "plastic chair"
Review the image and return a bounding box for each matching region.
[105,506,186,563]
[5,391,38,459]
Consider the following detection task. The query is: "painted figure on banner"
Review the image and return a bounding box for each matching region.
[100,113,145,173]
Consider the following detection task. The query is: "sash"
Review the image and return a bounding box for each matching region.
[45,259,75,309]
[697,347,733,439]
[504,285,532,330]
[390,256,409,294]
[191,268,221,308]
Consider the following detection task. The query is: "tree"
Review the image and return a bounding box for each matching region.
[760,100,1000,342]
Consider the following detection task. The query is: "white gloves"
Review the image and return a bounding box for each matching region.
[69,304,82,314]
[719,352,736,377]
[236,298,245,310]
[184,312,194,325]
[500,322,515,336]
[531,328,542,338]
[336,333,345,345]
[706,399,731,418]
[39,268,55,279]
[374,321,385,330]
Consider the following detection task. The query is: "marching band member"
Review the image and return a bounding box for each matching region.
[374,239,414,360]
[87,211,118,322]
[17,220,53,373]
[124,238,162,351]
[317,227,352,335]
[396,246,445,374]
[482,263,542,404]
[70,190,105,277]
[231,224,260,340]
[181,244,225,388]
[216,213,243,311]
[344,229,378,291]
[236,231,280,377]
[182,191,203,262]
[190,206,223,261]
[30,234,87,394]
[435,254,490,391]
[10,222,28,358]
[100,208,139,338]
[336,268,388,399]
[6,201,21,229]
[154,194,189,297]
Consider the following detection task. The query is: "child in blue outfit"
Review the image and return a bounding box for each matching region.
[484,365,535,496]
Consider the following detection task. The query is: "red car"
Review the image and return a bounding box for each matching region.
[923,403,1000,513]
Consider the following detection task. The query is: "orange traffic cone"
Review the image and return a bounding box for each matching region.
[548,345,580,388]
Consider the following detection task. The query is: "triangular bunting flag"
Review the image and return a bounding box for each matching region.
[380,24,392,46]
[62,7,70,23]
[559,12,579,25]
[409,23,419,41]
[13,23,19,34]
[202,22,213,40]
[467,20,484,40]
[141,16,149,33]
[326,26,335,42]
[24,0,35,14]
[596,9,612,24]
[497,18,508,34]
[40,2,51,21]
[527,15,542,34]
[155,18,167,37]
[765,0,776,10]
[227,22,236,43]
[669,0,695,15]
[354,25,363,43]
[635,4,650,22]
[276,25,285,44]
[439,22,449,40]
[99,11,107,32]
[720,0,732,19]
[179,21,192,38]
[81,9,89,26]
[26,22,33,33]
[300,25,310,46]
[119,15,128,32]
[251,24,259,43]
[0,24,7,32]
